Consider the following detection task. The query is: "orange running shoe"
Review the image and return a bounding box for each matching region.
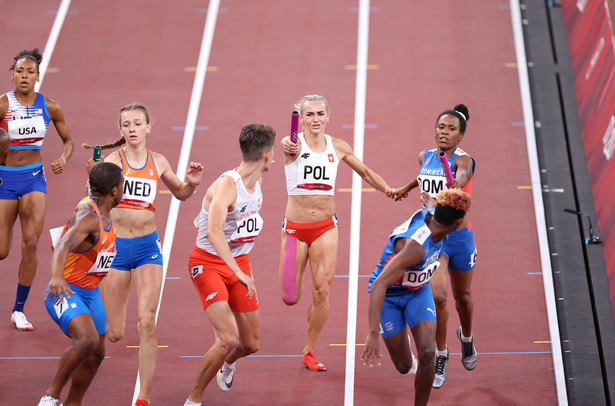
[302,351,327,371]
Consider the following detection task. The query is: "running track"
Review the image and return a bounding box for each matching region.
[0,1,560,405]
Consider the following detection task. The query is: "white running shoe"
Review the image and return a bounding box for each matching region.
[432,347,449,389]
[216,362,235,392]
[37,396,59,406]
[11,311,33,331]
[457,326,477,371]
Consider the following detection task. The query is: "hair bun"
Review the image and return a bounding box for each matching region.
[453,104,470,121]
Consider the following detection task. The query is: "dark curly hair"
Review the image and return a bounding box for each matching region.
[10,48,43,72]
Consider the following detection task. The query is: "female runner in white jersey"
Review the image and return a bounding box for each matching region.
[280,94,393,371]
[85,103,202,406]
[0,48,74,331]
[393,104,478,389]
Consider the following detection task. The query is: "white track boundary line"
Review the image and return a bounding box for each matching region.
[35,0,71,92]
[509,1,568,405]
[131,0,221,403]
[344,0,370,404]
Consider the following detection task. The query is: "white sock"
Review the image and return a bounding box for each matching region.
[223,361,236,370]
[184,400,201,406]
[461,332,473,343]
[436,347,448,357]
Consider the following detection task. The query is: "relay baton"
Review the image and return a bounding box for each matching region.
[93,146,102,162]
[438,151,454,187]
[289,111,299,157]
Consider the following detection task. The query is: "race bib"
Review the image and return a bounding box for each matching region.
[121,176,157,208]
[87,251,116,276]
[401,260,440,290]
[417,174,448,198]
[8,115,45,146]
[230,214,263,243]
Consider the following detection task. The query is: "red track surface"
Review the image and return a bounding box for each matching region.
[1,1,557,405]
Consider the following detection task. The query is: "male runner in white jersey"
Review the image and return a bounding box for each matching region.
[183,123,276,406]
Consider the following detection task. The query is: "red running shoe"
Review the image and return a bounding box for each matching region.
[302,351,327,371]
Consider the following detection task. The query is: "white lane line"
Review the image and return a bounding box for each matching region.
[131,0,221,403]
[36,0,71,91]
[345,0,371,404]
[509,1,568,405]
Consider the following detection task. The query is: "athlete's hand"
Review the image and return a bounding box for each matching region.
[420,191,436,209]
[391,187,409,202]
[185,162,204,186]
[361,331,383,367]
[85,157,104,174]
[384,187,395,200]
[45,273,74,304]
[282,136,300,156]
[236,271,256,299]
[50,156,67,174]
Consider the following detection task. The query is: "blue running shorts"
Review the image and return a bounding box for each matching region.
[442,226,477,273]
[112,231,163,271]
[44,282,106,336]
[379,285,436,338]
[0,163,47,199]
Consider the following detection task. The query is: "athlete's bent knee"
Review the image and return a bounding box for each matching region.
[393,358,412,374]
[91,346,106,366]
[21,235,40,255]
[137,313,156,337]
[219,335,240,355]
[74,336,99,358]
[432,292,448,308]
[106,327,125,343]
[312,285,330,306]
[244,339,259,355]
[453,291,472,308]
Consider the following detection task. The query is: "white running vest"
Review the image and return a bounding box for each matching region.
[194,170,263,257]
[285,133,339,196]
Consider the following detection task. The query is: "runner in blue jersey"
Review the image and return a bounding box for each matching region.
[362,189,471,406]
[392,104,477,388]
[0,48,74,331]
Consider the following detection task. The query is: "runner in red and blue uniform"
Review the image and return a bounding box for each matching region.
[362,189,471,406]
[392,104,478,389]
[0,48,74,331]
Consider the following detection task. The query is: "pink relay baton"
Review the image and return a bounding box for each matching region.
[290,111,299,157]
[438,151,454,187]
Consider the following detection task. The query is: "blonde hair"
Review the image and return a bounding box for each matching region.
[294,94,330,115]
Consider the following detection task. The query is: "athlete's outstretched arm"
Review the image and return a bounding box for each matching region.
[332,137,392,195]
[361,238,425,366]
